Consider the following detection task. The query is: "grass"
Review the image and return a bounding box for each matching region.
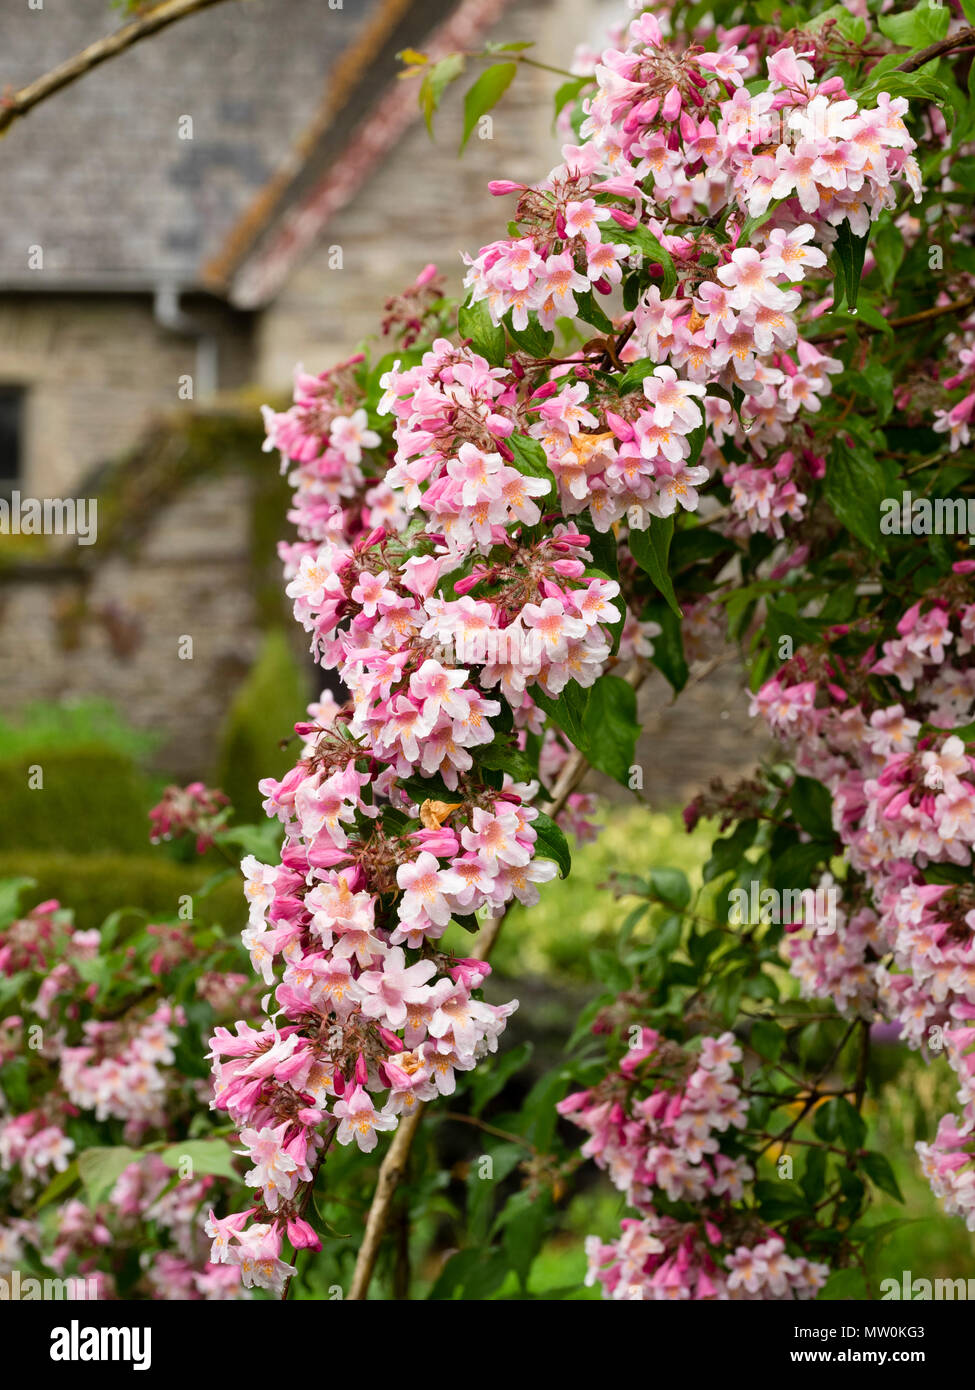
[0,698,159,761]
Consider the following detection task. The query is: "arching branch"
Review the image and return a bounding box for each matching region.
[895,23,975,73]
[0,0,237,137]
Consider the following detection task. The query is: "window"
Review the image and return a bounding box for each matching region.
[0,387,23,500]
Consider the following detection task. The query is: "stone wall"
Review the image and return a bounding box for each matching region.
[0,474,261,775]
[0,293,252,499]
[0,0,772,795]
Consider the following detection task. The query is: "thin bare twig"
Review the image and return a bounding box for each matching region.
[0,0,236,137]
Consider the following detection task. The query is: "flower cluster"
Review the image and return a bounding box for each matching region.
[559,1026,826,1299]
[149,782,230,855]
[0,893,251,1298]
[60,1005,181,1137]
[751,571,975,1220]
[460,9,918,541]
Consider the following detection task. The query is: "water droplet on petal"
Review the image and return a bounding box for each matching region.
[848,306,858,316]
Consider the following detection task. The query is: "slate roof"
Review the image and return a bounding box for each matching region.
[0,0,396,289]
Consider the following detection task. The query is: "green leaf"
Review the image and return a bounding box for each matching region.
[648,867,691,910]
[476,736,535,783]
[703,819,758,884]
[739,198,786,247]
[815,1097,866,1152]
[399,770,459,805]
[768,840,832,894]
[823,436,898,555]
[419,53,466,135]
[629,517,681,617]
[847,362,894,424]
[553,74,591,121]
[822,1267,868,1300]
[460,62,517,151]
[78,1146,143,1208]
[214,820,284,861]
[504,312,554,358]
[861,1151,905,1203]
[712,971,744,1024]
[617,357,657,393]
[585,526,619,581]
[872,216,906,296]
[457,297,506,367]
[790,776,835,841]
[831,219,869,312]
[754,1180,811,1221]
[763,596,822,652]
[507,432,557,499]
[501,1191,549,1291]
[530,810,572,879]
[603,224,677,298]
[801,1147,828,1205]
[751,1019,786,1063]
[575,287,614,334]
[644,595,688,693]
[31,1159,80,1214]
[0,877,35,925]
[578,673,641,786]
[591,947,631,992]
[428,1248,488,1300]
[469,1043,533,1116]
[158,1138,239,1182]
[878,0,950,48]
[532,674,640,787]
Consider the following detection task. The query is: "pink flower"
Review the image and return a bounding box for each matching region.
[396,851,465,927]
[357,947,437,1029]
[333,1085,397,1152]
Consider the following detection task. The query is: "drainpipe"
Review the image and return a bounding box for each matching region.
[153,282,219,400]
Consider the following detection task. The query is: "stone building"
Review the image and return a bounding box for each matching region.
[0,0,767,792]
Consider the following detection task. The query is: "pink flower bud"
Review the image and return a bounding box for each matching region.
[605,409,634,441]
[411,827,460,856]
[287,1218,321,1251]
[450,958,491,989]
[486,412,515,437]
[610,208,638,231]
[662,85,682,122]
[530,380,559,400]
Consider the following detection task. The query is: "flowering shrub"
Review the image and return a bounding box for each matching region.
[188,0,975,1301]
[4,0,975,1303]
[0,871,258,1298]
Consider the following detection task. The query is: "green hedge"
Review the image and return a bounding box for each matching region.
[0,746,157,854]
[215,628,310,821]
[0,851,247,932]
